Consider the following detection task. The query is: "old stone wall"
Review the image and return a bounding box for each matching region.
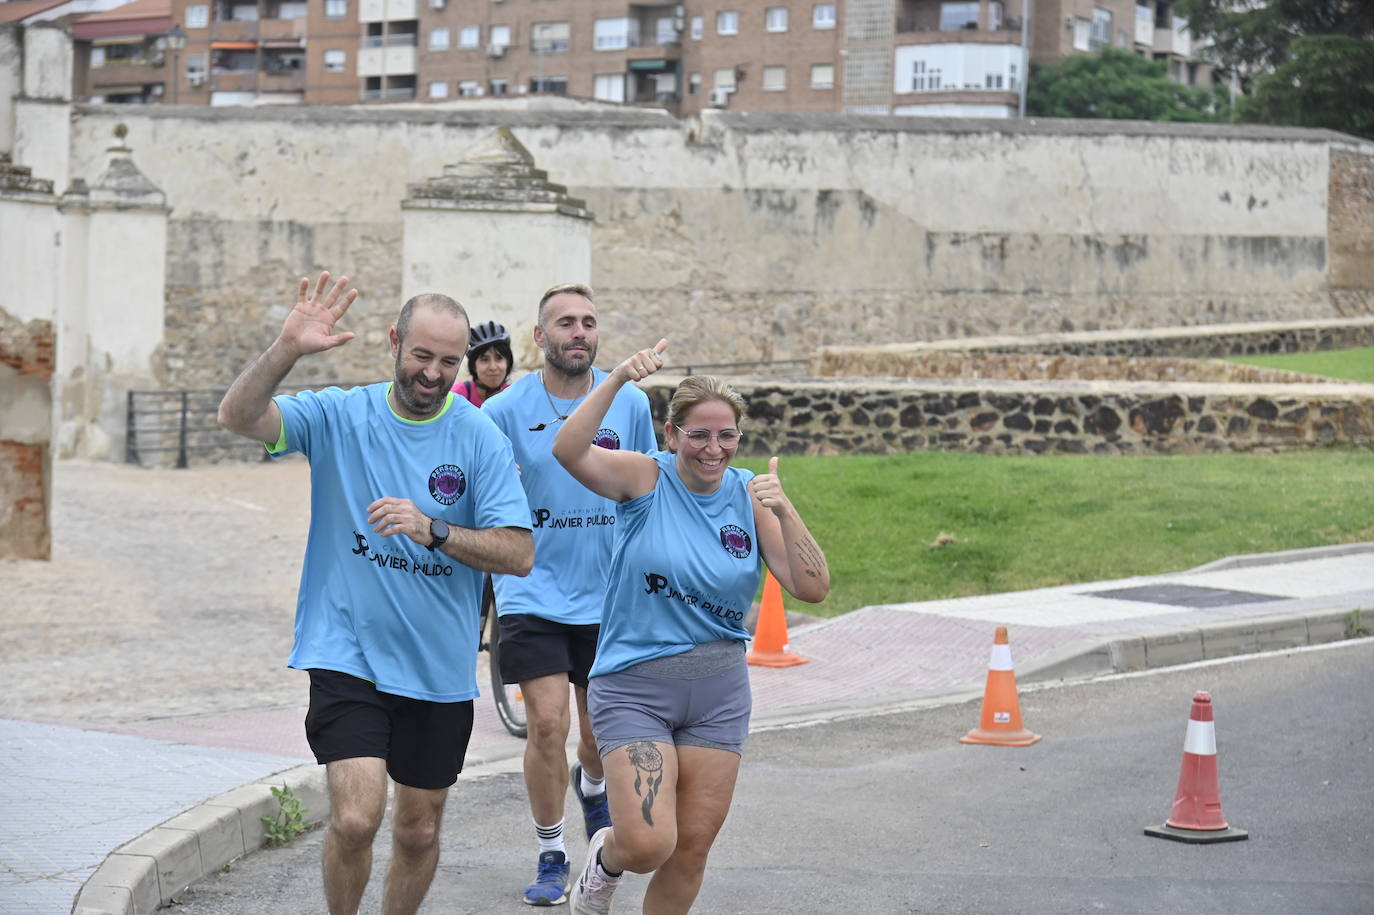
[46,106,1374,390]
[639,377,1374,457]
[814,317,1374,375]
[1330,148,1374,290]
[0,311,53,559]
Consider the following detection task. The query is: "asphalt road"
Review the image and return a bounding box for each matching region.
[169,639,1374,914]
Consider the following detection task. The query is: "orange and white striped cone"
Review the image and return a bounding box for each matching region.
[959,626,1040,747]
[746,571,808,668]
[1145,690,1248,843]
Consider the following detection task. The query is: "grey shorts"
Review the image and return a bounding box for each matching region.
[588,640,751,757]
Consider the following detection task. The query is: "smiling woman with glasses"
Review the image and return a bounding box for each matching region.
[551,338,829,915]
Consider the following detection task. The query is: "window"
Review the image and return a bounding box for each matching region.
[490,25,510,47]
[689,71,701,94]
[911,59,942,91]
[428,80,449,99]
[275,1,308,19]
[323,0,346,18]
[594,17,638,50]
[690,15,703,39]
[1090,8,1112,51]
[185,52,207,77]
[429,28,449,50]
[459,80,482,96]
[530,76,568,93]
[655,17,677,44]
[810,62,833,89]
[226,2,259,21]
[716,11,738,35]
[459,26,480,48]
[593,73,625,102]
[323,49,346,72]
[490,78,508,95]
[1073,18,1091,51]
[762,65,785,91]
[765,7,788,31]
[185,5,209,28]
[531,22,570,53]
[713,67,736,90]
[939,2,978,30]
[812,4,835,29]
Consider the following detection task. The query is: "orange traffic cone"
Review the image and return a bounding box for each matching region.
[1145,691,1248,843]
[960,626,1041,746]
[746,571,808,668]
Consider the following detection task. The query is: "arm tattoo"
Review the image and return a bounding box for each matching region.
[794,534,825,578]
[626,741,664,826]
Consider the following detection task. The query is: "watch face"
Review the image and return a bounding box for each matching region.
[432,519,449,539]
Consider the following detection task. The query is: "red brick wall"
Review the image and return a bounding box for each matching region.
[0,313,54,561]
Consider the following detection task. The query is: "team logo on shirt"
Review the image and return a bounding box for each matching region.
[428,464,466,505]
[593,428,621,450]
[719,525,752,558]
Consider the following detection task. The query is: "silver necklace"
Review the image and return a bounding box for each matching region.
[529,370,594,432]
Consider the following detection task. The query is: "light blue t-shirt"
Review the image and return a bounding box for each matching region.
[483,368,657,625]
[269,383,531,702]
[590,450,761,678]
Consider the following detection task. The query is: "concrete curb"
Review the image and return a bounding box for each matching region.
[1020,607,1369,684]
[72,767,330,915]
[1185,541,1374,574]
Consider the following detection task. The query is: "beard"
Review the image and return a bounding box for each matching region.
[542,337,598,377]
[393,353,447,417]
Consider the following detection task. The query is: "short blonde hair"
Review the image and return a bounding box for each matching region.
[537,282,595,321]
[667,375,746,428]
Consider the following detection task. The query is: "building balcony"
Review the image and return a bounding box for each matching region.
[89,61,166,88]
[258,17,307,42]
[357,44,417,77]
[1154,21,1191,57]
[895,26,1024,46]
[259,69,305,92]
[212,20,259,42]
[208,69,259,91]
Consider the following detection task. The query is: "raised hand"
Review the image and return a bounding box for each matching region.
[280,271,359,357]
[614,338,668,383]
[750,456,794,517]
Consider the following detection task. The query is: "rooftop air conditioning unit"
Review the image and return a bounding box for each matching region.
[487,43,506,57]
[707,87,731,107]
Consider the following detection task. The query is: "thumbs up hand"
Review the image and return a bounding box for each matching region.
[615,338,669,383]
[750,456,793,517]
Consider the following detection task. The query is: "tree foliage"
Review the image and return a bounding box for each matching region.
[1027,48,1229,122]
[1242,35,1374,138]
[1177,0,1374,139]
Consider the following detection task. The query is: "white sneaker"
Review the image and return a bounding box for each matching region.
[569,826,621,915]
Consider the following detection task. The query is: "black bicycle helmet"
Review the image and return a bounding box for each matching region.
[469,320,510,350]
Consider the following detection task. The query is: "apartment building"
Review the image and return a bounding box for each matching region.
[61,0,1216,114]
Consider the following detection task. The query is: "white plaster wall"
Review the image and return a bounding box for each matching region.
[86,208,166,374]
[0,197,60,323]
[22,25,70,102]
[14,99,71,190]
[0,27,20,154]
[402,207,592,368]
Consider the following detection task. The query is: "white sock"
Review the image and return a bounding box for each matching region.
[580,768,606,798]
[535,818,565,856]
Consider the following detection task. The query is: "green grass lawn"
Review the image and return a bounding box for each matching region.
[737,450,1374,617]
[1226,346,1374,383]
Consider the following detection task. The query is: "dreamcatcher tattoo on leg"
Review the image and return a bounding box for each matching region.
[626,741,665,826]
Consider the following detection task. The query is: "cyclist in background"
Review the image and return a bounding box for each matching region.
[482,283,657,907]
[453,320,514,408]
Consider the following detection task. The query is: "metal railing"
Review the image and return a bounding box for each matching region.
[124,382,364,468]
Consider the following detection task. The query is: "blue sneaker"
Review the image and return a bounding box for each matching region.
[523,850,569,906]
[570,763,612,841]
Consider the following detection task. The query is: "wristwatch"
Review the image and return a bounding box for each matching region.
[427,517,449,552]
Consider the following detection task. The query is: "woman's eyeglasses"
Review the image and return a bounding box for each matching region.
[673,425,743,448]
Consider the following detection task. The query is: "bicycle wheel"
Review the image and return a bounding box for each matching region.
[486,593,528,739]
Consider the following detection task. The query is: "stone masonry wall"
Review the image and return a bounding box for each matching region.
[642,377,1374,457]
[0,310,54,559]
[48,107,1374,389]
